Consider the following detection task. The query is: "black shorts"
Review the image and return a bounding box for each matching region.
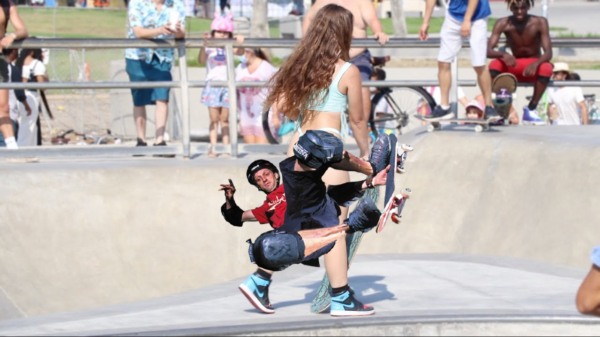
[0,52,9,83]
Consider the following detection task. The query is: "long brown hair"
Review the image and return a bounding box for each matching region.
[265,4,353,121]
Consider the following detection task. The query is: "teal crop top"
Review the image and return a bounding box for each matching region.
[309,62,352,113]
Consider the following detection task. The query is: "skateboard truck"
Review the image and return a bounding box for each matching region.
[397,144,413,174]
[376,188,411,233]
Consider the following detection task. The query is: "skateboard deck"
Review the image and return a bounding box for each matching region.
[492,73,518,119]
[310,134,398,314]
[414,114,492,133]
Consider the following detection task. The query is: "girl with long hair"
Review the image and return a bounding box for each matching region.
[265,4,373,315]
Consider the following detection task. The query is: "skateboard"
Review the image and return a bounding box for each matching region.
[414,114,492,133]
[491,73,518,119]
[376,188,411,233]
[310,134,398,314]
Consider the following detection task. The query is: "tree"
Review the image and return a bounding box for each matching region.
[391,0,408,37]
[251,0,269,38]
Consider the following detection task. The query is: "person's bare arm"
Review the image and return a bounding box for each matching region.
[198,32,210,64]
[345,65,370,158]
[1,3,27,48]
[219,179,258,223]
[419,0,437,41]
[487,18,516,66]
[580,100,589,125]
[233,35,245,56]
[132,25,173,39]
[301,1,322,34]
[461,0,479,37]
[577,265,600,316]
[548,104,558,122]
[524,17,553,77]
[360,0,389,44]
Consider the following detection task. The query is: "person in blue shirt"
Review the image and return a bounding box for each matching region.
[125,0,186,153]
[419,0,500,122]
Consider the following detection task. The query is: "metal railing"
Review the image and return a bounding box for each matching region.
[3,37,600,159]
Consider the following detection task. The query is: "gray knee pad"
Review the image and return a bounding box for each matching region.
[247,231,306,272]
[293,130,343,169]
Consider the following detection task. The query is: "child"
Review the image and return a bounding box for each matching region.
[198,13,244,157]
[465,100,485,119]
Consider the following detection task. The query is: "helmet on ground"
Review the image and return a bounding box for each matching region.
[211,13,234,33]
[247,160,280,187]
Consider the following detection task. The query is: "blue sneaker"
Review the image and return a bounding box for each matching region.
[522,107,545,125]
[330,290,375,317]
[239,274,275,314]
[369,133,391,176]
[424,105,453,120]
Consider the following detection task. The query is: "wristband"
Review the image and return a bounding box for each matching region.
[365,177,374,189]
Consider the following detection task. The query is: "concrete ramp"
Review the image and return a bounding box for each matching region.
[0,125,599,334]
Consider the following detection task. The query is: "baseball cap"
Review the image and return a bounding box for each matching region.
[465,100,484,113]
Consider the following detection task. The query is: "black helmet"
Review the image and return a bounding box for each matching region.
[246,160,280,187]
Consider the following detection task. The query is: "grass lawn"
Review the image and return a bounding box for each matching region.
[15,7,577,80]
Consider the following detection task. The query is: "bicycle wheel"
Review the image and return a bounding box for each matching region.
[374,87,435,134]
[262,107,295,145]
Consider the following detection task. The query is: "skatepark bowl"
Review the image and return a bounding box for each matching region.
[1,125,600,335]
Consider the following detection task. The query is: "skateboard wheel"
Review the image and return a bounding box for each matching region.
[391,213,400,224]
[512,93,518,100]
[400,144,413,152]
[474,124,483,133]
[397,167,406,174]
[401,188,411,197]
[426,124,435,132]
[433,122,442,130]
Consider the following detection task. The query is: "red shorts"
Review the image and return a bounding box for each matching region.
[489,58,553,82]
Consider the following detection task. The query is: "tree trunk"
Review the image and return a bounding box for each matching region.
[251,0,269,38]
[391,0,408,37]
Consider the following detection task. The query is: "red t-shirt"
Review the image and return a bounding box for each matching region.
[251,184,286,228]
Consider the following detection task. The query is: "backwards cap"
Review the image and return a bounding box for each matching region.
[211,12,234,33]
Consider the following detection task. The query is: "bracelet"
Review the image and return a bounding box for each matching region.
[365,177,374,189]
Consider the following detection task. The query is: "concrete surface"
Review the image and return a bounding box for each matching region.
[1,125,600,334]
[0,254,597,335]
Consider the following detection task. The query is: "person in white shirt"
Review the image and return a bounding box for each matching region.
[235,48,277,144]
[548,62,588,125]
[16,47,48,147]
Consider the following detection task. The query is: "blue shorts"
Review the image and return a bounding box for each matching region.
[126,55,172,107]
[201,86,230,108]
[349,49,372,82]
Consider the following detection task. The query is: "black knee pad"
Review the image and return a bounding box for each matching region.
[247,231,306,272]
[293,130,343,169]
[538,75,551,84]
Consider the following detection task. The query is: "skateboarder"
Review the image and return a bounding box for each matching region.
[220,133,392,314]
[243,130,392,316]
[420,0,500,122]
[487,0,553,125]
[576,246,600,316]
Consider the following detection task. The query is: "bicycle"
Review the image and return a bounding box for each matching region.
[262,58,436,144]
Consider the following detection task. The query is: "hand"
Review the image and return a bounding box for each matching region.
[203,31,210,48]
[460,21,471,37]
[170,20,182,33]
[523,62,538,78]
[235,34,245,44]
[219,179,236,200]
[0,34,15,49]
[502,53,517,67]
[25,105,31,116]
[157,25,174,37]
[373,31,389,45]
[373,165,390,186]
[419,23,429,41]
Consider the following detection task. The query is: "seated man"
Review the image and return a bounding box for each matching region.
[487,0,553,124]
[220,133,392,314]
